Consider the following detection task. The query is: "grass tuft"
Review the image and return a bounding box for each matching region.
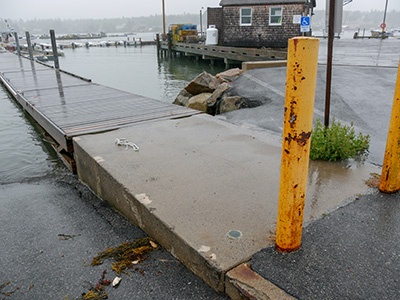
[310,118,370,161]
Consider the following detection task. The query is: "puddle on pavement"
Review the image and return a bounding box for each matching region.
[305,159,375,221]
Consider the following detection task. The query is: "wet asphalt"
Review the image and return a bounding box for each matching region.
[0,172,229,299]
[250,191,400,300]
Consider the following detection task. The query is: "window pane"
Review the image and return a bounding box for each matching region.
[242,17,251,24]
[271,16,281,24]
[271,7,282,16]
[242,8,251,16]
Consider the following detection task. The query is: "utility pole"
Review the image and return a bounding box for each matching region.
[162,0,166,36]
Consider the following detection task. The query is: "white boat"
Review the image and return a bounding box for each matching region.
[0,46,7,53]
[42,49,65,57]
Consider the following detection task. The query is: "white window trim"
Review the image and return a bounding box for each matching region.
[240,7,252,26]
[269,6,283,26]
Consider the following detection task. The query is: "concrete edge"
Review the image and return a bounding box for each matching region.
[72,138,226,292]
[242,61,287,71]
[225,263,296,300]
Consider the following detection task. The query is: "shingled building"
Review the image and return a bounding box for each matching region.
[207,0,315,48]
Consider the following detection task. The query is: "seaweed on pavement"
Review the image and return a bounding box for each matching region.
[91,238,158,275]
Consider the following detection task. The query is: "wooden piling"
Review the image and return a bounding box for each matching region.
[156,34,160,56]
[167,33,172,58]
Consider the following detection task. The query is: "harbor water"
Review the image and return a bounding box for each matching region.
[0,86,61,183]
[0,42,225,183]
[56,44,225,103]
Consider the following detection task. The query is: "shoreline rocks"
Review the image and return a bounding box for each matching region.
[173,68,264,115]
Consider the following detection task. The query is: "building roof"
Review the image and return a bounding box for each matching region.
[219,0,307,6]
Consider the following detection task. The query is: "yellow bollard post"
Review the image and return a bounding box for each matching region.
[379,59,400,193]
[275,37,320,252]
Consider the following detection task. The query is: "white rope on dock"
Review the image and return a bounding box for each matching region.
[115,138,139,151]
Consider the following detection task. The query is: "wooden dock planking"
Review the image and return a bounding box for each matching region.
[0,52,200,170]
[160,41,287,62]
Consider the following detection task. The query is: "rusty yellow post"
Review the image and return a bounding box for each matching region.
[379,59,400,193]
[275,37,319,252]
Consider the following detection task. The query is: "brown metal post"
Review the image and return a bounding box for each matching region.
[325,0,335,127]
[49,29,60,69]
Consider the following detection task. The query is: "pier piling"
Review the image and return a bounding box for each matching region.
[25,31,34,60]
[13,32,21,56]
[167,33,172,58]
[156,34,161,57]
[49,29,60,69]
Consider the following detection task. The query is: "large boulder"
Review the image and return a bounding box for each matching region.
[216,68,243,83]
[206,82,231,115]
[218,95,245,114]
[184,71,220,95]
[173,89,192,106]
[172,68,266,116]
[187,92,213,112]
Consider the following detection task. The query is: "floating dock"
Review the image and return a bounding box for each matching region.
[0,52,199,171]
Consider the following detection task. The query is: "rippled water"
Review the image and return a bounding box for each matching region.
[0,86,61,183]
[0,44,225,183]
[57,45,225,103]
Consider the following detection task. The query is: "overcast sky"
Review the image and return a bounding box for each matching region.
[1,0,399,20]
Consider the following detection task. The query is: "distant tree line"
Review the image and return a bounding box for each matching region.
[0,13,203,35]
[1,10,399,35]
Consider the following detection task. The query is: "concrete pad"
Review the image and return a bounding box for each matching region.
[73,114,380,291]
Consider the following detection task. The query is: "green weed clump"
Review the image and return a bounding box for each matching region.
[310,119,370,161]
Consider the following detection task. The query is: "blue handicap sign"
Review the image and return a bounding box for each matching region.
[301,16,310,26]
[300,16,310,32]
